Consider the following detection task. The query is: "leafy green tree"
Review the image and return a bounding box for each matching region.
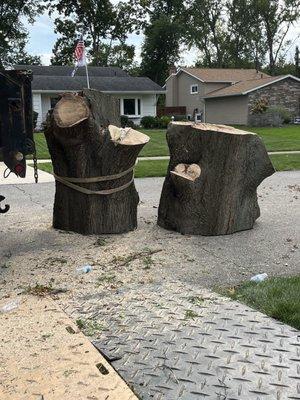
[11,42,41,65]
[51,20,79,65]
[89,42,135,70]
[50,0,133,66]
[187,0,266,68]
[136,0,186,84]
[186,0,226,67]
[187,0,299,73]
[140,16,182,84]
[0,0,44,67]
[226,0,267,68]
[253,0,300,74]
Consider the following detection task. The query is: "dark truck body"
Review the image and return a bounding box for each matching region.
[0,69,34,177]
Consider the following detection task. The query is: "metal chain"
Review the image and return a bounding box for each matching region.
[33,147,38,183]
[25,137,38,183]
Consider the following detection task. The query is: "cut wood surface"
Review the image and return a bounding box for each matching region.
[158,122,275,235]
[53,93,90,128]
[0,296,137,400]
[45,89,149,234]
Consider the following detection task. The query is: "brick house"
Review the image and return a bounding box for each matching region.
[165,68,300,125]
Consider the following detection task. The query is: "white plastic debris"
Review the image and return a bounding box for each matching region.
[250,273,268,283]
[1,299,20,313]
[76,265,92,274]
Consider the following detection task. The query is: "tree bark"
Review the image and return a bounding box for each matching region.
[157,122,275,236]
[45,89,149,235]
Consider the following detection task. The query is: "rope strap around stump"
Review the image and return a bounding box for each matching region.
[53,164,135,196]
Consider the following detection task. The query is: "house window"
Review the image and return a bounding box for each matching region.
[122,98,141,116]
[190,84,198,94]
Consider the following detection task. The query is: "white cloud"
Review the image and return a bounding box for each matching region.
[23,14,57,63]
[40,53,53,65]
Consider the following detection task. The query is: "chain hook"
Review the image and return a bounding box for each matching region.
[0,195,10,214]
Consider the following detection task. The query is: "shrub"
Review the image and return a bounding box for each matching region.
[120,115,135,128]
[251,96,269,114]
[140,115,157,129]
[158,115,172,128]
[268,107,292,124]
[33,111,38,129]
[40,121,47,132]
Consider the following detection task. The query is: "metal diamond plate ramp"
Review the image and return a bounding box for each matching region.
[68,282,300,400]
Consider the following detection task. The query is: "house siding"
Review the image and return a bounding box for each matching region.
[119,93,157,124]
[166,72,230,116]
[165,75,178,107]
[205,95,249,125]
[141,94,157,117]
[41,95,51,123]
[33,91,157,127]
[32,93,42,129]
[177,73,205,115]
[248,77,300,118]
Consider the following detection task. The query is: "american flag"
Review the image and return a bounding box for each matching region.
[71,35,86,77]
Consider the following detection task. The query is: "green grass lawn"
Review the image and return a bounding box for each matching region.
[32,132,51,159]
[32,152,300,178]
[33,159,169,178]
[241,125,300,152]
[270,153,300,171]
[221,275,300,330]
[141,125,300,153]
[33,125,299,160]
[139,129,168,157]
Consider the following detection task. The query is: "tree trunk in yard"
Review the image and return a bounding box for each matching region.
[157,122,275,236]
[44,89,149,235]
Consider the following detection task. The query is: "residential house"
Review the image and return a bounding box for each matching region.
[14,65,165,129]
[165,67,300,125]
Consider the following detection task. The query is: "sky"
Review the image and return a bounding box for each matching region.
[25,12,300,67]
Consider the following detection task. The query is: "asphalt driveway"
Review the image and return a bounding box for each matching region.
[0,171,299,295]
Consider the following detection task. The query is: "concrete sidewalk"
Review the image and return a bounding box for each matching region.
[1,149,298,186]
[0,162,54,185]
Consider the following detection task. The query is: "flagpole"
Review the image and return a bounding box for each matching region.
[83,35,90,89]
[85,63,90,89]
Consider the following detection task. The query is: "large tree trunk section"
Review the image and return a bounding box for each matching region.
[158,122,275,236]
[45,90,149,235]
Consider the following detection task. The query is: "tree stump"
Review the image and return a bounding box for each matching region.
[45,89,149,234]
[157,122,275,235]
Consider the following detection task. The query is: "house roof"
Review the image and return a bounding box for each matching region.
[203,75,300,98]
[169,67,269,83]
[14,65,128,77]
[31,75,165,93]
[13,65,165,93]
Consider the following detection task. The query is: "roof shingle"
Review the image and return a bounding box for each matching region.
[13,65,164,93]
[203,76,297,98]
[31,75,165,92]
[14,65,128,77]
[181,68,269,82]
